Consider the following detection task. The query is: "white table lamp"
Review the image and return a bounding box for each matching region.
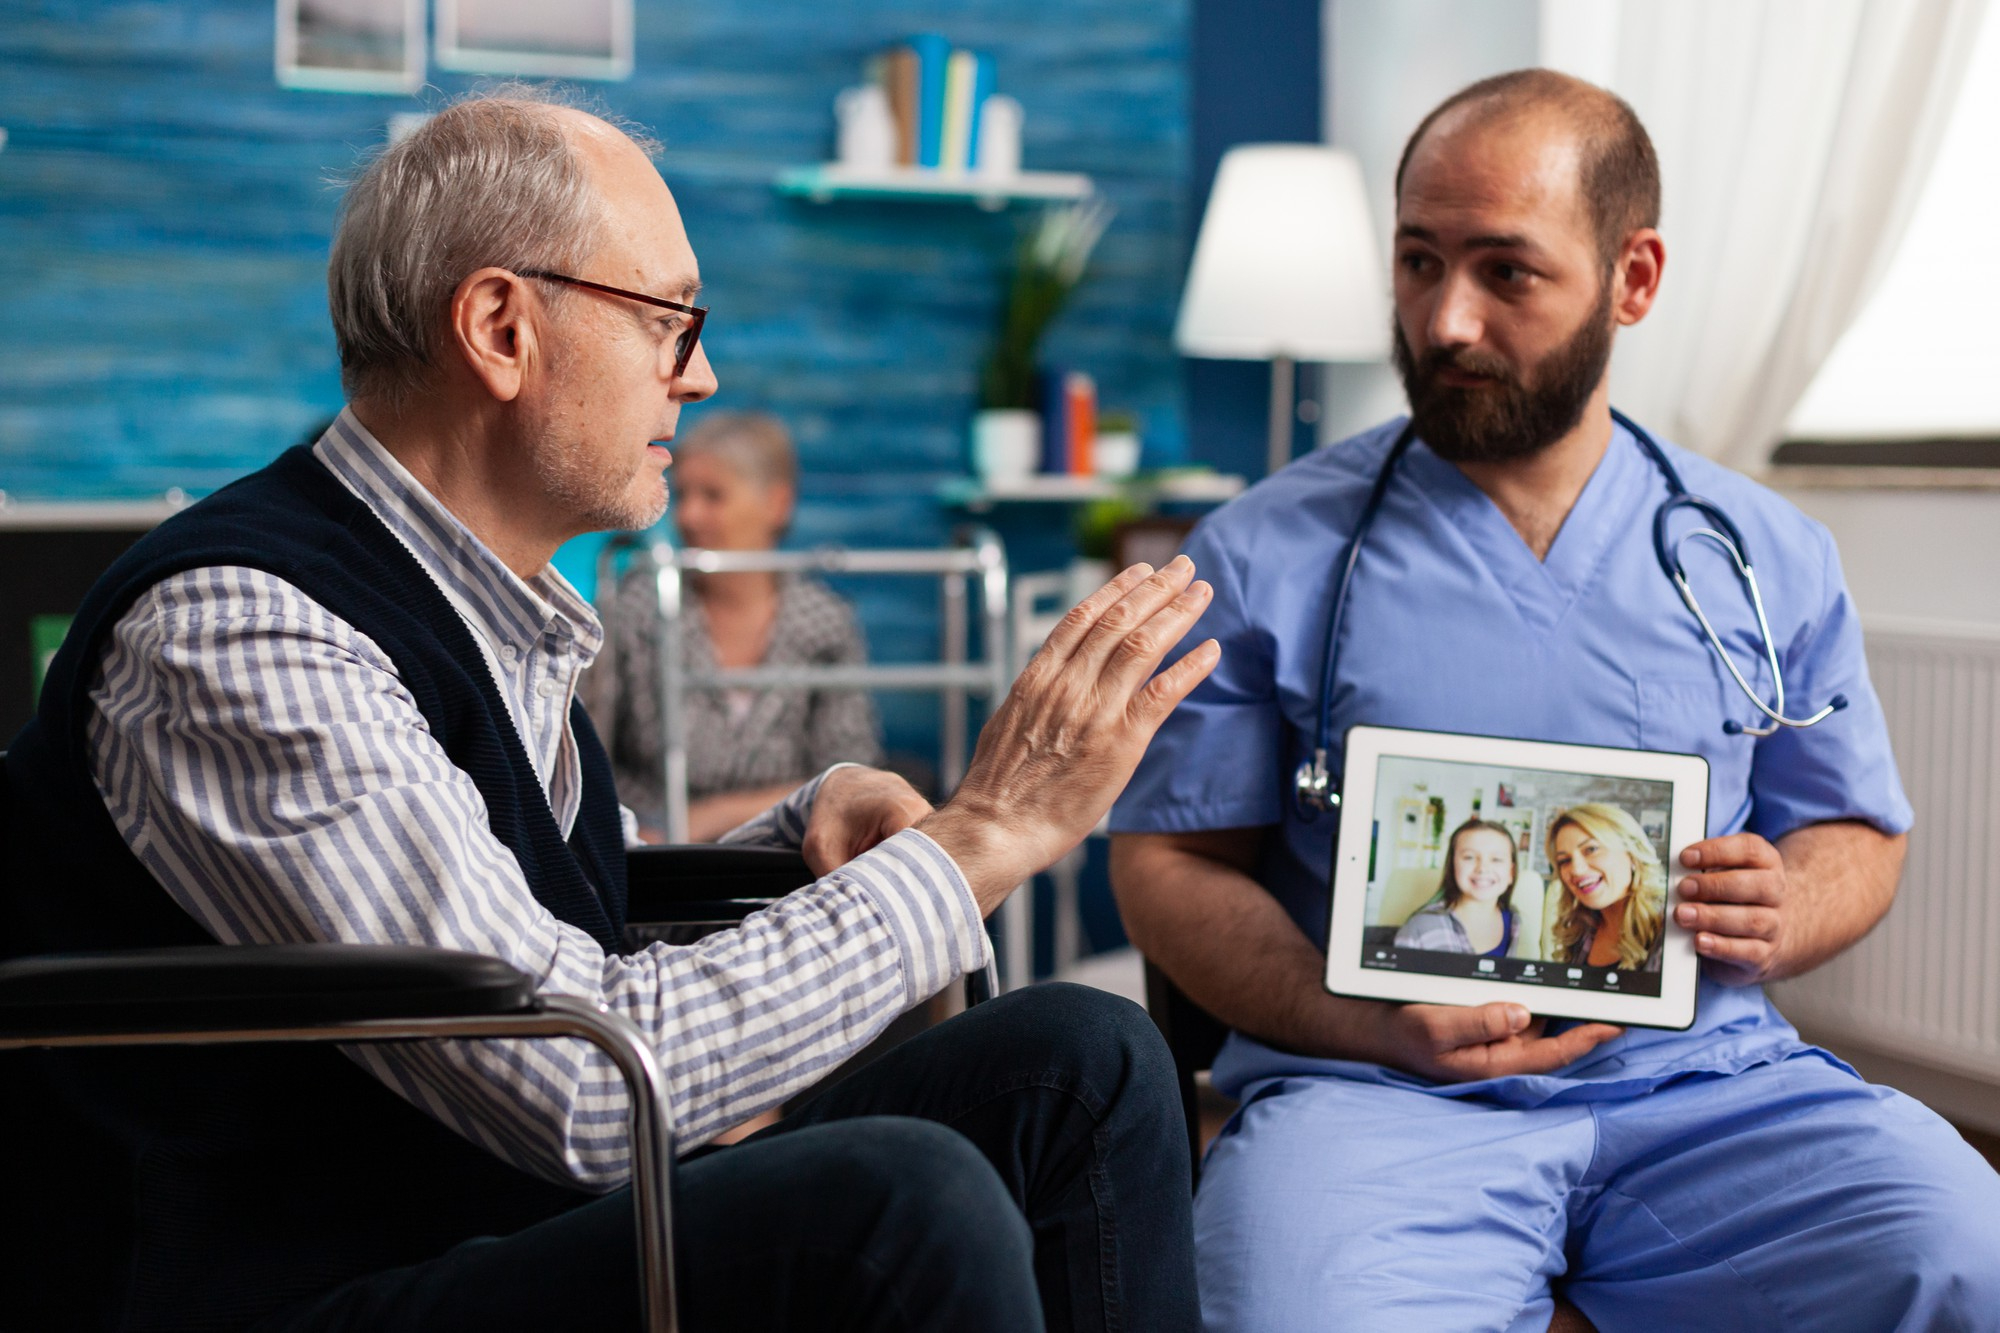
[1176,144,1389,474]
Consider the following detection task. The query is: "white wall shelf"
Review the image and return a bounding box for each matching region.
[938,471,1245,512]
[775,164,1093,211]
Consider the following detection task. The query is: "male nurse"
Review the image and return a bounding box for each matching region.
[1111,68,2000,1332]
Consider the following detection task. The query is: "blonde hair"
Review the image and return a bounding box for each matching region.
[1546,802,1665,969]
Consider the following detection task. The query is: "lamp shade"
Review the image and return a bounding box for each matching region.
[1174,144,1389,362]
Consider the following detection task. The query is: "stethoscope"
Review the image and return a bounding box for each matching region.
[1291,407,1849,819]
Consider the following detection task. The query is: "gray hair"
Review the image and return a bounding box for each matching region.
[327,84,660,407]
[672,413,798,493]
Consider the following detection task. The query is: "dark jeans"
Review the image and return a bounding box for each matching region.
[258,983,1197,1332]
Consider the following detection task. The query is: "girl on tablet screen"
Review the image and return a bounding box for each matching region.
[1394,819,1520,957]
[1547,803,1666,972]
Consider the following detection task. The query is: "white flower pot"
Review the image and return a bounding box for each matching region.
[971,409,1042,484]
[1093,431,1141,479]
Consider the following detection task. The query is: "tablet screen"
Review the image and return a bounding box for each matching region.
[1326,726,1705,1029]
[1357,754,1675,1000]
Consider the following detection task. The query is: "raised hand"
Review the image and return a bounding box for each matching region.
[920,556,1220,913]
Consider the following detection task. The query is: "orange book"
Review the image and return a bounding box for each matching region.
[1066,372,1096,476]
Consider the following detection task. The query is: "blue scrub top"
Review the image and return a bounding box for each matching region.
[1110,417,1913,1105]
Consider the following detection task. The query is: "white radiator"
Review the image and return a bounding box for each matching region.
[1771,617,2000,1087]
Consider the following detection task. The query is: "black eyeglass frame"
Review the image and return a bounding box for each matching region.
[516,269,708,379]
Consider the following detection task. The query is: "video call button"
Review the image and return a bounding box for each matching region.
[1477,959,1495,973]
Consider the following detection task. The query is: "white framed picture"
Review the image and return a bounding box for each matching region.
[276,0,425,95]
[435,0,634,81]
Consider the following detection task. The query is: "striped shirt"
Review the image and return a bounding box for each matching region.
[85,409,989,1189]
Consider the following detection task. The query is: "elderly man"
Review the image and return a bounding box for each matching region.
[3,91,1216,1331]
[1111,70,2000,1330]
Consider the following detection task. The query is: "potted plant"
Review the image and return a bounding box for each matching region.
[1093,408,1143,478]
[970,198,1114,483]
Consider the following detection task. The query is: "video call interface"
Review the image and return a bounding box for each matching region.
[1352,755,1677,998]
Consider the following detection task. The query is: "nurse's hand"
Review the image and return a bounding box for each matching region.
[1375,1002,1623,1082]
[1674,831,1788,985]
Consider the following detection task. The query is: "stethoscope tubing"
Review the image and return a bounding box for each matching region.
[1293,408,1846,819]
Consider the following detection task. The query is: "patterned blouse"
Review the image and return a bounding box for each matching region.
[583,567,884,827]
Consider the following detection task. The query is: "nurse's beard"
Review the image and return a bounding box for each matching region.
[1394,278,1615,465]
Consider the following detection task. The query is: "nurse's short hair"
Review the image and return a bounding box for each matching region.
[327,84,660,408]
[672,413,798,494]
[1394,68,1660,272]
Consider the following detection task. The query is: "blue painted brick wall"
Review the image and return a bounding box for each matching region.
[0,0,1192,764]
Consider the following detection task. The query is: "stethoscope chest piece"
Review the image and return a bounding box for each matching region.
[1293,748,1338,818]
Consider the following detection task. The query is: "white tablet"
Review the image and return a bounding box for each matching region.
[1324,726,1707,1031]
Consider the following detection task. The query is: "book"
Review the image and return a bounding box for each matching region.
[879,45,918,166]
[1040,367,1071,474]
[1065,371,1096,476]
[909,33,950,169]
[966,53,996,170]
[940,49,979,174]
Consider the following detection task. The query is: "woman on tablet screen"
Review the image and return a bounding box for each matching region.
[1394,819,1520,957]
[1547,803,1666,972]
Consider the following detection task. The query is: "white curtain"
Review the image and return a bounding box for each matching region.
[1553,0,1990,469]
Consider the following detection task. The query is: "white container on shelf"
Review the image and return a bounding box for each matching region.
[835,86,896,170]
[971,409,1041,484]
[1093,431,1141,479]
[974,96,1023,178]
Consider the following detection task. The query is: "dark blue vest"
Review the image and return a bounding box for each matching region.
[3,446,629,1330]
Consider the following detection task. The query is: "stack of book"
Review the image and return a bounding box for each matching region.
[1039,370,1097,476]
[869,35,998,173]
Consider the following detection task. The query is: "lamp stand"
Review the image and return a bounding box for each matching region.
[1266,354,1296,476]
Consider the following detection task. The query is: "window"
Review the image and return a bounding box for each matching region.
[1781,1,2000,459]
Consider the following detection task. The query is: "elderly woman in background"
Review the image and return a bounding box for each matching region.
[585,411,882,840]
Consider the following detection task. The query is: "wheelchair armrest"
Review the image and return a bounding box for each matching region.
[0,944,539,1040]
[625,844,813,924]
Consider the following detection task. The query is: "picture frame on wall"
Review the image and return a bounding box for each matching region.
[276,0,425,95]
[436,0,634,81]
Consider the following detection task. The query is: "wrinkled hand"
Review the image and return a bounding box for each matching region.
[800,766,934,877]
[920,557,1220,911]
[1675,832,1788,985]
[1374,1001,1623,1082]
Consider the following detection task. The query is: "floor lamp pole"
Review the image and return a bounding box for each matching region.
[1267,353,1295,476]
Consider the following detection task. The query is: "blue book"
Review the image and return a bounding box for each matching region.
[1040,367,1070,474]
[909,33,950,169]
[966,53,996,170]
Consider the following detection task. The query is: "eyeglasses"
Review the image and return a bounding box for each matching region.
[516,269,708,379]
